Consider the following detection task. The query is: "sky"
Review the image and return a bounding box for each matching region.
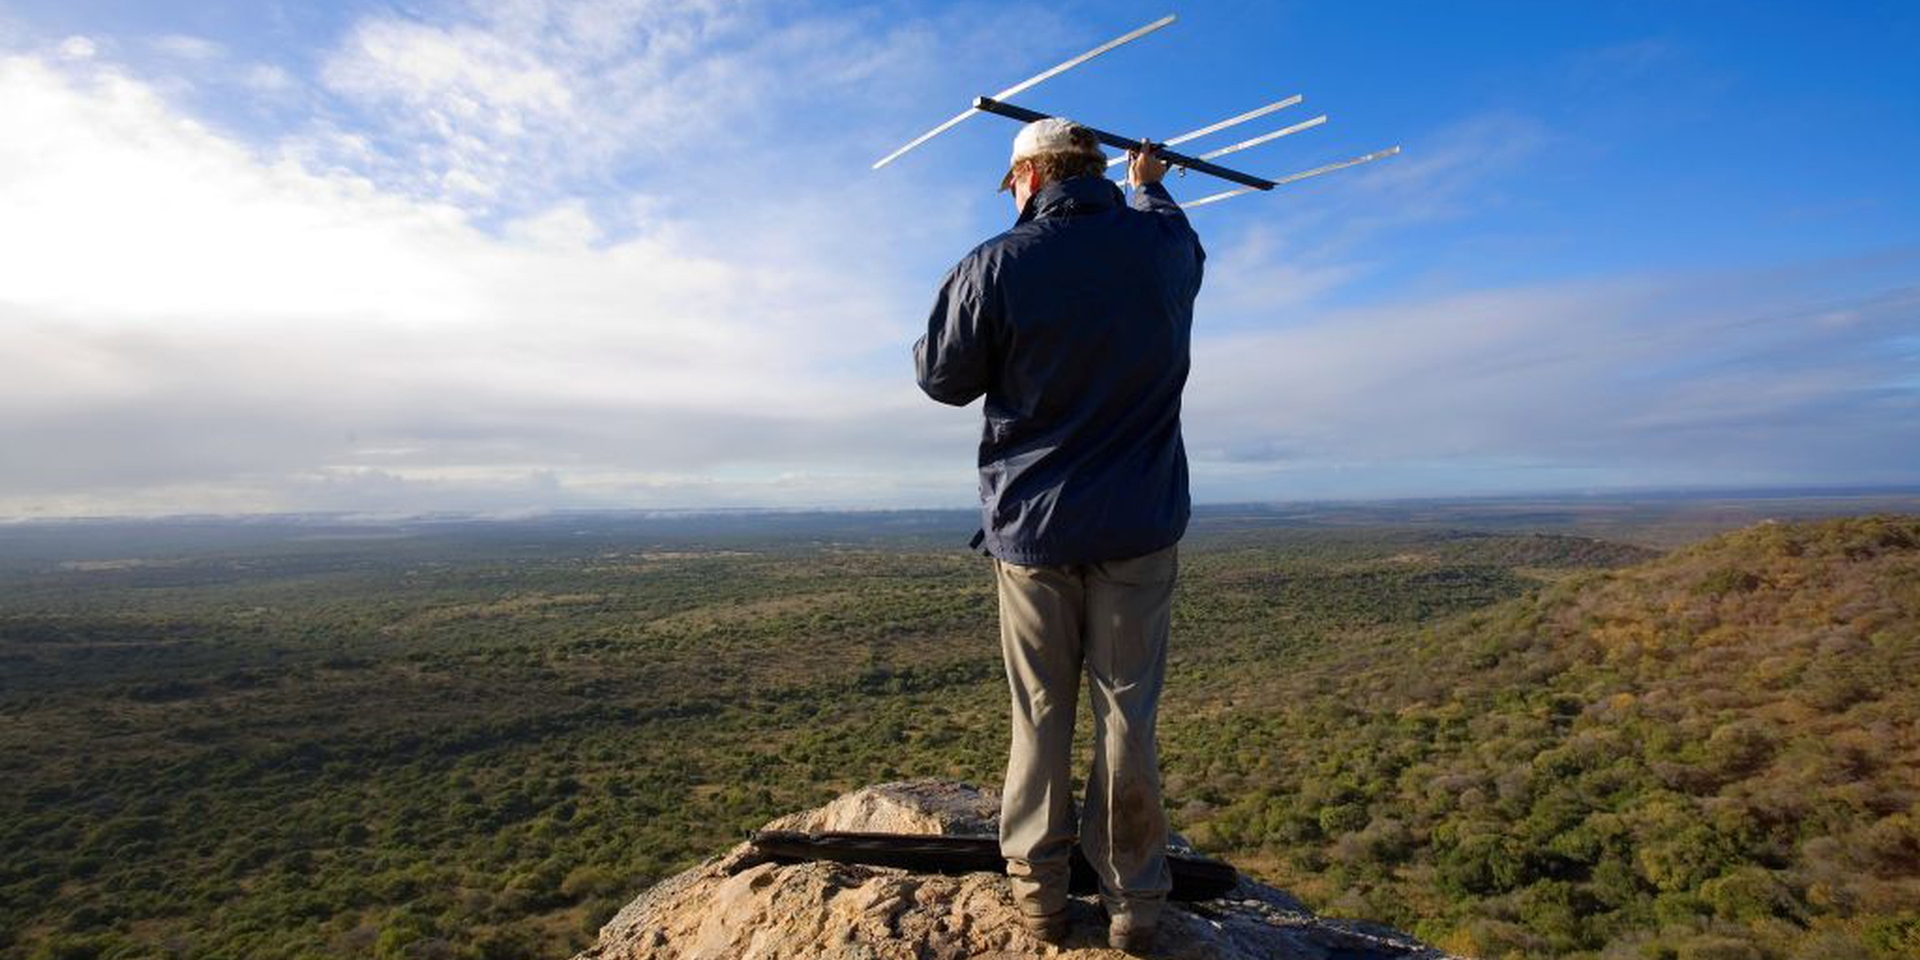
[0,0,1915,519]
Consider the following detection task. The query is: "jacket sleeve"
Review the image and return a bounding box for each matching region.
[1129,181,1193,227]
[1131,182,1206,300]
[913,257,996,406]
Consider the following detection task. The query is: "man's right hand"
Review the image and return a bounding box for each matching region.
[1128,139,1170,188]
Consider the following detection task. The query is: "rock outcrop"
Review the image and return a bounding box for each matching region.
[572,779,1465,960]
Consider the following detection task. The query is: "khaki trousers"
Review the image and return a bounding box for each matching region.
[993,543,1177,927]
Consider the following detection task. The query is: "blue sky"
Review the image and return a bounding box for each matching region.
[0,0,1914,517]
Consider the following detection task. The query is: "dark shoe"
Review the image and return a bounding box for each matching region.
[1018,909,1069,944]
[1108,918,1157,954]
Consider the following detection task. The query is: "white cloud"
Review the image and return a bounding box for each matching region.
[306,0,942,214]
[57,35,95,60]
[1184,269,1920,497]
[323,19,574,132]
[151,33,224,61]
[0,57,477,326]
[241,62,294,94]
[0,3,1911,519]
[0,51,960,517]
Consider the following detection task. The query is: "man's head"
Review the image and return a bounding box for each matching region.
[1000,117,1106,212]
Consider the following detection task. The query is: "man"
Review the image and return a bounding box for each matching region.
[912,117,1203,953]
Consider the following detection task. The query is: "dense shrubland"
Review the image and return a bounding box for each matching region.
[0,515,1912,960]
[1171,517,1920,960]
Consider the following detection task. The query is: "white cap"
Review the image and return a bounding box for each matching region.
[1009,116,1102,164]
[1001,117,1104,190]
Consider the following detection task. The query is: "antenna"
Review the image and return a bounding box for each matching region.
[871,13,1399,206]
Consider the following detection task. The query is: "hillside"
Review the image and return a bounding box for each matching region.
[1169,516,1920,958]
[0,516,1652,960]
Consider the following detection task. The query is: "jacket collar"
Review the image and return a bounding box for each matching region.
[1016,174,1126,225]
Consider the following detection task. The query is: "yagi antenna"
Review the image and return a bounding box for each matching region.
[871,13,1399,206]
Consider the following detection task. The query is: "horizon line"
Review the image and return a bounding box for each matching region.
[5,483,1918,526]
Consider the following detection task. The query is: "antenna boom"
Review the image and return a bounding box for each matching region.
[974,97,1275,190]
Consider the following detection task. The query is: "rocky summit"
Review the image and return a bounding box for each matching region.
[570,779,1465,959]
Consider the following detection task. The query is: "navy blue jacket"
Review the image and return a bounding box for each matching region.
[914,175,1204,565]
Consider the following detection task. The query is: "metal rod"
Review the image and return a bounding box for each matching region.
[1198,115,1327,160]
[871,107,978,170]
[1183,146,1402,207]
[1104,95,1302,168]
[992,14,1174,101]
[974,96,1276,190]
[872,14,1176,170]
[1110,115,1326,186]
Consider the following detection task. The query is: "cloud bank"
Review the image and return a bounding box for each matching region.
[0,1,1913,518]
